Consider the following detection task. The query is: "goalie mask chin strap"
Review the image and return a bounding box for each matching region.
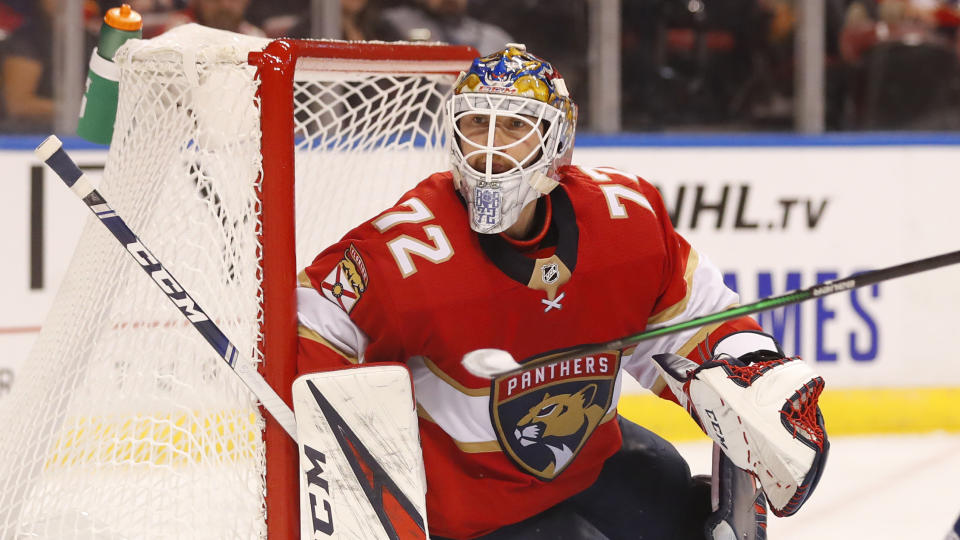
[477,185,579,291]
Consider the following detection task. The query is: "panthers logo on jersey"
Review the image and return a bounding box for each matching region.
[491,352,620,480]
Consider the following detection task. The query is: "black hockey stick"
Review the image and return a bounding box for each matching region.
[463,249,960,378]
[36,135,298,441]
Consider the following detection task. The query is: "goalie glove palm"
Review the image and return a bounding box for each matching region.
[652,351,829,517]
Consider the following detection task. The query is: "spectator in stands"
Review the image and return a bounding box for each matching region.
[466,0,588,123]
[0,1,28,40]
[619,0,779,128]
[376,0,513,55]
[839,0,960,129]
[160,0,265,36]
[838,0,960,65]
[245,0,306,32]
[280,0,381,40]
[100,0,186,12]
[840,0,952,61]
[1,0,97,132]
[1,0,55,131]
[245,0,305,38]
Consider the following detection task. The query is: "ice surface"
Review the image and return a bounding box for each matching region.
[675,433,960,539]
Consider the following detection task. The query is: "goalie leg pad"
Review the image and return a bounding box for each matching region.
[705,443,768,540]
[293,364,428,539]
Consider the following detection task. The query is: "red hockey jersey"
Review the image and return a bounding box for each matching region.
[297,165,762,538]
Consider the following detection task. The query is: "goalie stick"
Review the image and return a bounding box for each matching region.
[947,511,960,540]
[35,135,298,441]
[464,249,960,378]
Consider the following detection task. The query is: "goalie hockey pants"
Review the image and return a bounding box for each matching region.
[432,417,712,540]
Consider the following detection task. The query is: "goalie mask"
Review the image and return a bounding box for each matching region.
[449,44,577,234]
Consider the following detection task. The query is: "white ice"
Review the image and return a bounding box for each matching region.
[675,432,960,539]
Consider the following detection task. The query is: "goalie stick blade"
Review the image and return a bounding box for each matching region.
[461,349,521,379]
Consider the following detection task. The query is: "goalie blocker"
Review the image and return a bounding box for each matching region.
[293,364,428,539]
[653,331,829,518]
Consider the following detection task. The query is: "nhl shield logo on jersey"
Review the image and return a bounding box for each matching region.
[320,244,369,314]
[491,352,620,480]
[541,263,559,284]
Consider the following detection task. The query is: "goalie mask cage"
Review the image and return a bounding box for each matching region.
[0,24,476,539]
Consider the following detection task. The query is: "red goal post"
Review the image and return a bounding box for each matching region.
[252,39,477,539]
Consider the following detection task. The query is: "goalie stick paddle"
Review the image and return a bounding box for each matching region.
[36,135,298,442]
[463,249,960,379]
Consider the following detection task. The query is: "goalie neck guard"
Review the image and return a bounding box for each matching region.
[449,44,578,234]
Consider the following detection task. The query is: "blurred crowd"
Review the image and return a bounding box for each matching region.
[1,0,960,133]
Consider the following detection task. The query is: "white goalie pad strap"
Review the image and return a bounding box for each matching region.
[653,353,825,516]
[711,331,780,359]
[293,365,428,539]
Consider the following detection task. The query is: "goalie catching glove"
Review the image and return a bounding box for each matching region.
[652,331,829,517]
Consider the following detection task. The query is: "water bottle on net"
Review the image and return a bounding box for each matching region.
[76,4,142,144]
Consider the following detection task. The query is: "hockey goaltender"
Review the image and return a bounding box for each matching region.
[293,43,828,540]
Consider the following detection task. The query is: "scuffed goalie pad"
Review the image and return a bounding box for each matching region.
[293,365,427,539]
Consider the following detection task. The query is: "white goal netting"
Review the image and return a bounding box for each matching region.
[0,25,469,539]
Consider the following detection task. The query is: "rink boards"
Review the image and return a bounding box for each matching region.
[3,133,959,438]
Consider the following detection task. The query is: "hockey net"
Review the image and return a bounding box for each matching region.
[0,24,475,539]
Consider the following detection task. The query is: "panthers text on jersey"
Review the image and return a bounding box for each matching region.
[296,165,762,538]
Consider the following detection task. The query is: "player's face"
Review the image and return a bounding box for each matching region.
[458,114,544,174]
